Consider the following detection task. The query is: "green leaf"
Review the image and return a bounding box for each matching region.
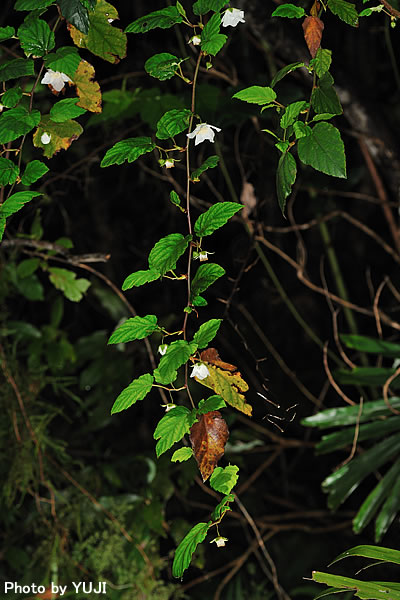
[293,121,312,139]
[272,3,306,18]
[169,190,181,207]
[194,201,242,237]
[311,48,332,78]
[353,459,400,534]
[68,0,127,64]
[0,191,42,218]
[193,0,228,14]
[44,46,81,78]
[58,0,90,34]
[201,12,227,56]
[171,447,193,462]
[0,107,40,144]
[17,258,40,278]
[148,233,191,276]
[125,6,183,33]
[311,72,343,115]
[270,61,305,88]
[191,155,219,181]
[193,319,222,349]
[297,122,346,178]
[191,263,225,298]
[108,315,158,344]
[145,53,183,81]
[154,405,193,457]
[0,26,16,42]
[2,86,22,108]
[302,397,400,429]
[48,267,91,302]
[315,416,400,454]
[122,269,160,290]
[154,340,198,385]
[328,0,359,26]
[192,295,207,306]
[156,108,192,140]
[312,571,400,600]
[233,85,277,105]
[15,0,55,9]
[331,545,400,566]
[212,493,234,520]
[280,101,307,129]
[101,137,155,167]
[276,151,296,214]
[311,112,337,122]
[376,476,400,541]
[0,157,19,186]
[335,366,400,387]
[50,98,87,123]
[210,465,239,494]
[111,373,154,414]
[322,433,400,510]
[18,18,55,57]
[0,58,34,82]
[172,522,211,578]
[197,395,226,414]
[341,334,400,357]
[33,116,83,158]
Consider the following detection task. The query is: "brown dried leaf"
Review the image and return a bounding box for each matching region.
[189,411,229,482]
[240,181,257,220]
[200,347,237,372]
[302,16,324,58]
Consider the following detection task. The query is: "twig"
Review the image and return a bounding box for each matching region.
[323,342,356,406]
[336,397,364,469]
[382,366,400,415]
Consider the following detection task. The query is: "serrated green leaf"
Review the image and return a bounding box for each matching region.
[156,108,192,140]
[293,121,312,138]
[302,397,400,429]
[154,405,193,456]
[233,85,277,105]
[297,122,346,178]
[111,373,154,414]
[276,151,296,214]
[212,493,234,520]
[50,98,87,123]
[108,315,158,344]
[0,157,19,186]
[33,115,83,158]
[191,263,225,298]
[148,233,191,276]
[0,58,34,82]
[145,53,183,81]
[0,191,42,218]
[193,319,222,349]
[0,107,40,144]
[44,46,81,77]
[353,459,400,534]
[2,86,22,108]
[48,267,90,302]
[122,269,160,290]
[0,26,16,42]
[191,155,219,181]
[328,0,359,26]
[193,0,228,14]
[201,13,227,56]
[58,0,90,34]
[194,201,242,237]
[311,112,337,122]
[172,521,211,578]
[101,137,155,167]
[311,48,332,78]
[341,334,400,357]
[15,0,55,9]
[280,101,307,129]
[270,61,305,88]
[126,6,183,33]
[192,295,208,307]
[272,3,306,17]
[197,395,226,414]
[154,340,197,385]
[69,0,127,64]
[210,464,239,494]
[171,447,193,462]
[311,72,343,115]
[18,18,55,57]
[376,476,400,541]
[169,190,181,207]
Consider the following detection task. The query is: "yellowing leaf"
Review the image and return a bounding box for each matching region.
[33,115,83,158]
[69,0,127,64]
[73,59,102,113]
[189,411,229,482]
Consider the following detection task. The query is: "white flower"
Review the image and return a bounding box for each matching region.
[163,403,176,412]
[158,344,168,356]
[190,363,210,380]
[210,536,228,547]
[0,103,4,113]
[41,132,51,145]
[187,123,221,146]
[221,8,245,27]
[41,69,72,92]
[189,35,201,46]
[107,18,114,23]
[165,159,175,169]
[199,251,209,262]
